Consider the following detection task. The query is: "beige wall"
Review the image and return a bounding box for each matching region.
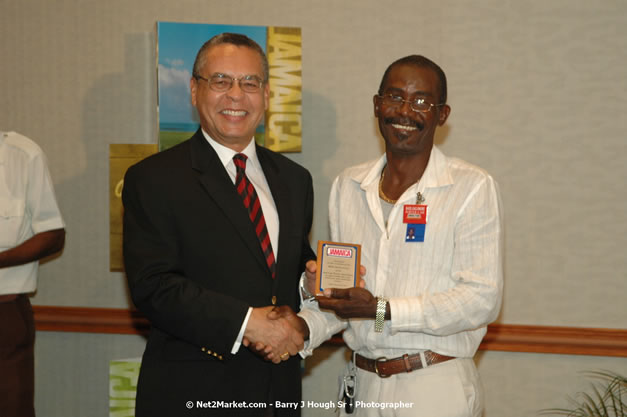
[2,0,626,416]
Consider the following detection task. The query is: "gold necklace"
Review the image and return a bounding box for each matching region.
[378,166,398,204]
[379,165,426,205]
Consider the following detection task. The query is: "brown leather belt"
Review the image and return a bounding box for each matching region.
[0,294,19,303]
[355,351,455,378]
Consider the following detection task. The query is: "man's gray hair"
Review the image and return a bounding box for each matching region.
[192,32,269,82]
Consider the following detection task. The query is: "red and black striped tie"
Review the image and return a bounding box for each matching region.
[233,153,276,279]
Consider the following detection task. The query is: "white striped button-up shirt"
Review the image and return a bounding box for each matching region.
[300,146,504,359]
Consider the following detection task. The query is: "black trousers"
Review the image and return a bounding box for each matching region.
[0,294,35,417]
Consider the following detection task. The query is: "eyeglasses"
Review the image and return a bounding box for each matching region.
[376,94,445,113]
[194,73,264,93]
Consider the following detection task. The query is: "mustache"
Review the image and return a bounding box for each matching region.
[383,117,424,131]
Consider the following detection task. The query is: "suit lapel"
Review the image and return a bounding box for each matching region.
[189,132,269,275]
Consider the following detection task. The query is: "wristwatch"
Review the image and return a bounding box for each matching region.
[300,277,316,301]
[374,297,388,333]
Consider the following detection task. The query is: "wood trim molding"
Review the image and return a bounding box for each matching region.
[478,323,627,357]
[33,306,150,335]
[33,306,627,357]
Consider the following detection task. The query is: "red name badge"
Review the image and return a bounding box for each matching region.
[403,205,427,224]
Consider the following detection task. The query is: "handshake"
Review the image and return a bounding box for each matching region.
[242,305,309,364]
[240,260,369,364]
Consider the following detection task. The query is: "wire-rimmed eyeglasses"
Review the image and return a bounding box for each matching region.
[194,73,264,93]
[376,94,445,113]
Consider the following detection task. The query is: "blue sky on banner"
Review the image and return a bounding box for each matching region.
[157,22,267,125]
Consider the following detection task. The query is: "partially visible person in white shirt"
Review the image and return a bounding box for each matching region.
[0,131,65,417]
[283,55,504,417]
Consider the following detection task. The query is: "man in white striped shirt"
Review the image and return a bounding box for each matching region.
[298,55,504,416]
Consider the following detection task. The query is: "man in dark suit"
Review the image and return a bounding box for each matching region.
[123,33,315,417]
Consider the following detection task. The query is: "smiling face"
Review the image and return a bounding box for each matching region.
[190,43,269,151]
[374,63,450,157]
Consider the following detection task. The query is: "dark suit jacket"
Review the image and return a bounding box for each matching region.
[123,130,315,417]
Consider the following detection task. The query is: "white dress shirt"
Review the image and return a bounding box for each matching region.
[300,146,504,359]
[0,131,65,295]
[202,130,280,353]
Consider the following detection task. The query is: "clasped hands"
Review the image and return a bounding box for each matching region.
[242,305,308,364]
[243,261,373,364]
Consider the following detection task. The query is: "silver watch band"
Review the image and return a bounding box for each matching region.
[374,297,387,333]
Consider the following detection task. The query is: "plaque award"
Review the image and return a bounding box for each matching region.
[315,241,361,295]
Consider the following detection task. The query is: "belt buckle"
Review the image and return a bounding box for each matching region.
[374,356,391,378]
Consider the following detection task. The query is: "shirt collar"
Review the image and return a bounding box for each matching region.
[356,146,454,192]
[201,129,260,171]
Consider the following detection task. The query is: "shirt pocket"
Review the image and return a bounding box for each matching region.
[0,197,26,247]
